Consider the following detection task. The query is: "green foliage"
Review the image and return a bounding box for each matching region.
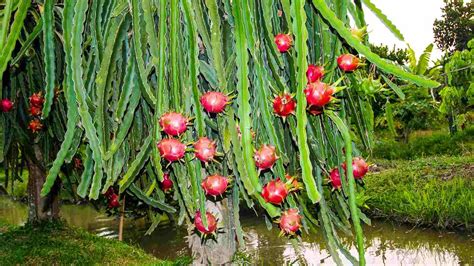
[291,0,320,204]
[371,127,474,160]
[41,0,56,119]
[365,43,441,140]
[439,39,474,131]
[414,44,434,75]
[445,40,474,87]
[389,90,440,139]
[375,93,437,141]
[0,221,181,265]
[433,0,473,53]
[362,155,474,229]
[369,44,409,65]
[41,0,81,195]
[0,0,30,75]
[0,170,28,198]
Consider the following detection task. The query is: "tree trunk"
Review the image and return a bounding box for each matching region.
[447,113,457,135]
[3,164,8,194]
[26,148,61,223]
[188,198,237,265]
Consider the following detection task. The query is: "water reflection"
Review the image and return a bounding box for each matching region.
[1,197,472,265]
[0,197,27,225]
[241,217,473,265]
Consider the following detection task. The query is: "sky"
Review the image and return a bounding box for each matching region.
[363,0,445,61]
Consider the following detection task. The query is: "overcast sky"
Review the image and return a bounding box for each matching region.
[363,0,444,61]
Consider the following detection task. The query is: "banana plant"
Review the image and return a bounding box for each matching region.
[407,43,435,76]
[1,0,439,264]
[373,43,440,141]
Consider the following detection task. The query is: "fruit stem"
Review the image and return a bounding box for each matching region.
[118,194,126,241]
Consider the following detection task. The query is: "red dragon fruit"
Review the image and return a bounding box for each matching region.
[304,81,334,107]
[29,106,42,116]
[161,173,173,192]
[194,211,218,235]
[28,119,43,133]
[306,64,325,83]
[29,93,44,107]
[104,187,115,198]
[159,112,189,136]
[108,194,120,208]
[201,174,229,197]
[279,208,301,235]
[273,93,296,117]
[157,138,186,162]
[200,91,229,114]
[343,157,369,179]
[337,54,360,72]
[329,168,342,189]
[262,179,288,205]
[254,144,278,171]
[274,33,293,53]
[0,99,14,112]
[194,137,217,163]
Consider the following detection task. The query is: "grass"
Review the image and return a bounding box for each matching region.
[361,155,474,230]
[0,218,16,234]
[0,220,190,265]
[370,127,474,160]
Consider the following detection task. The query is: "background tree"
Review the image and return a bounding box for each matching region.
[390,44,442,141]
[439,39,474,133]
[0,1,75,222]
[2,0,439,265]
[362,44,441,142]
[433,0,474,53]
[369,44,409,65]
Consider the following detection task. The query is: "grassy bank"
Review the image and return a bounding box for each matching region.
[0,221,188,265]
[371,127,473,160]
[362,155,473,230]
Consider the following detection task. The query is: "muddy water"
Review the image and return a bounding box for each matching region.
[1,197,472,265]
